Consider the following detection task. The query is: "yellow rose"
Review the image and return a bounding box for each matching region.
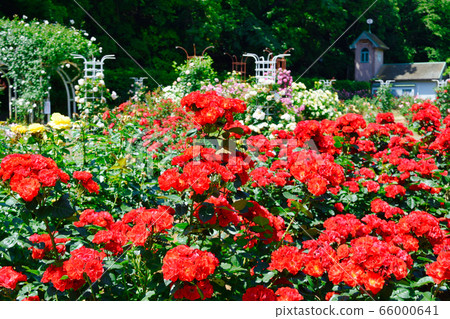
[11,124,28,134]
[28,123,45,133]
[48,113,72,130]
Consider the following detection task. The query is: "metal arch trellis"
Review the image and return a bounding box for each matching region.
[1,60,82,120]
[175,44,214,61]
[243,51,291,84]
[0,63,17,119]
[263,48,294,71]
[224,53,248,80]
[56,62,81,118]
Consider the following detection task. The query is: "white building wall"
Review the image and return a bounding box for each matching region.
[415,82,438,100]
[372,81,438,100]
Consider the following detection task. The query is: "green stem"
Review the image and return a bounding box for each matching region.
[194,282,205,300]
[44,218,60,262]
[186,202,195,246]
[81,123,87,167]
[433,281,445,299]
[84,274,97,301]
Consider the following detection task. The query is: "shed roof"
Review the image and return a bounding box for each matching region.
[349,31,389,50]
[376,62,447,81]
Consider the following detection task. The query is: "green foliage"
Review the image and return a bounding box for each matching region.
[1,0,448,87]
[374,83,395,112]
[332,80,370,92]
[435,81,450,115]
[0,17,98,122]
[173,55,217,93]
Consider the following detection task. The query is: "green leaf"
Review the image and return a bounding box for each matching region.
[412,276,435,288]
[174,223,189,230]
[250,225,265,233]
[158,194,183,204]
[406,197,415,209]
[333,136,344,148]
[211,278,226,287]
[110,158,128,170]
[418,291,434,301]
[227,127,245,135]
[141,290,156,301]
[391,288,411,300]
[417,256,435,263]
[253,216,270,227]
[232,199,247,210]
[198,202,215,223]
[298,204,314,219]
[282,191,300,200]
[0,235,18,249]
[262,271,274,283]
[5,197,18,207]
[42,195,75,220]
[186,128,197,137]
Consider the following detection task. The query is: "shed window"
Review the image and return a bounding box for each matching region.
[361,48,369,63]
[402,89,413,96]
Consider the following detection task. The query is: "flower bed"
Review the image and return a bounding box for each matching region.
[0,88,449,301]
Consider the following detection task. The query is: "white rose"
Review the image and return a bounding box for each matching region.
[252,109,265,121]
[286,122,296,131]
[280,113,291,121]
[78,79,85,86]
[248,125,260,133]
[257,122,268,129]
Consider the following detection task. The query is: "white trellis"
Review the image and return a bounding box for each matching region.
[375,79,395,87]
[72,54,115,113]
[434,79,448,88]
[130,77,147,94]
[243,51,290,84]
[319,79,336,89]
[56,62,81,118]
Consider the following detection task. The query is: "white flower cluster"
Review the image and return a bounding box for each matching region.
[160,85,186,104]
[292,88,339,119]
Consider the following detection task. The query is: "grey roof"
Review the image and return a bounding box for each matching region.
[349,31,389,50]
[376,62,447,81]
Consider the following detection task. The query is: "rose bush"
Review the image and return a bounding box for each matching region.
[0,84,449,301]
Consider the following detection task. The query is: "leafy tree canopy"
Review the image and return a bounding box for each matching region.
[0,0,448,87]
